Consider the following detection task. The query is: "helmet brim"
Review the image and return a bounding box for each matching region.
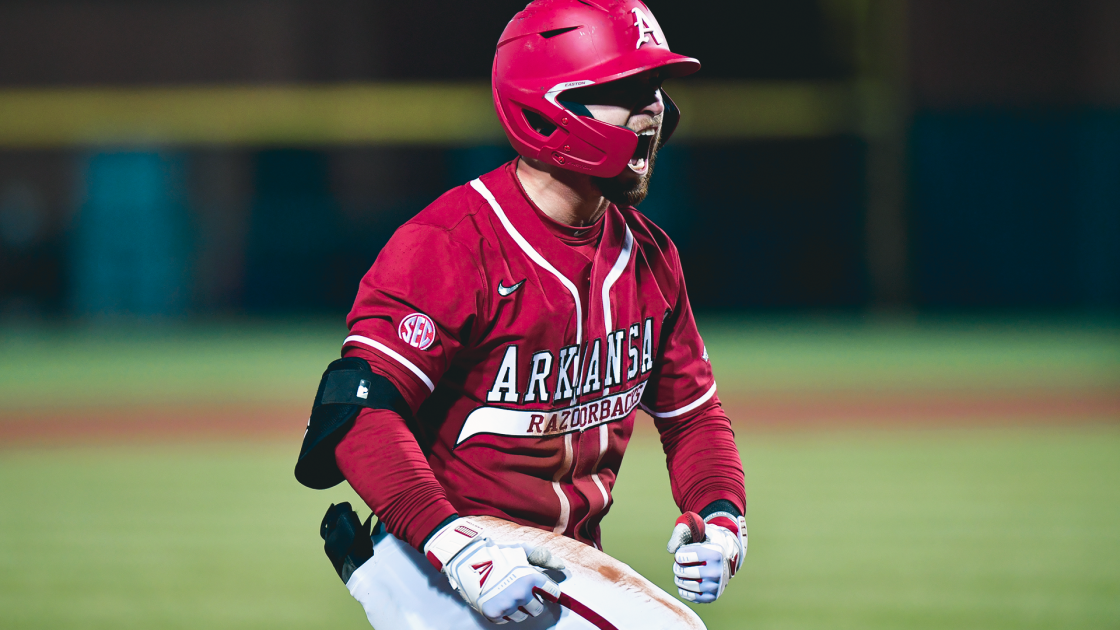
[586,48,701,87]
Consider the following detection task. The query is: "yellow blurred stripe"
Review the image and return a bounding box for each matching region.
[0,83,502,147]
[0,81,866,147]
[671,81,857,140]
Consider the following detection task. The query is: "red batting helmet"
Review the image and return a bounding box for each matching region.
[493,0,700,178]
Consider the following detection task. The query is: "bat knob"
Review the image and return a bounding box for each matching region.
[666,511,706,552]
[677,511,706,544]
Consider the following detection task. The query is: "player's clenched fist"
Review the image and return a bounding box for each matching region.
[665,511,747,603]
[424,517,564,623]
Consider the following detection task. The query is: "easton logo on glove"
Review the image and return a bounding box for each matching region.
[471,560,494,587]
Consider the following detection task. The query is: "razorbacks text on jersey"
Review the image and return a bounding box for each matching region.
[339,160,744,548]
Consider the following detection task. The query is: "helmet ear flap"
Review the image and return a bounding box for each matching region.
[522,108,558,139]
[658,89,681,149]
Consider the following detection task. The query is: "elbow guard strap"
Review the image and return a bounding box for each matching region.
[295,356,410,490]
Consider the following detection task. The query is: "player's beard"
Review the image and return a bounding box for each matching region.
[592,133,661,208]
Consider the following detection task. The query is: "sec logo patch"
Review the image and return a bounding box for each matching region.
[398,313,437,350]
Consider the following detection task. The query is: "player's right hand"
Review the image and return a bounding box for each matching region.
[423,517,563,624]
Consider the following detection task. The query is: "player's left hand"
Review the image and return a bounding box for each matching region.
[665,511,746,603]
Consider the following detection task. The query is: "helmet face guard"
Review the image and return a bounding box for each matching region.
[492,0,700,178]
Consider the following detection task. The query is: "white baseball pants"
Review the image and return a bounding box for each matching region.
[344,516,705,630]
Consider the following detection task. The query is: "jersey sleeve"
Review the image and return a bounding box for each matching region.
[640,246,716,417]
[343,223,487,412]
[334,407,459,552]
[641,241,746,516]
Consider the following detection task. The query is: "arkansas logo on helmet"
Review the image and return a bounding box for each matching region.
[492,0,700,178]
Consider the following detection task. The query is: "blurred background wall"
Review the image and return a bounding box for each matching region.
[1,7,1117,630]
[0,0,1117,319]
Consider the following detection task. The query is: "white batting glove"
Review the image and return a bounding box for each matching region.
[665,511,746,603]
[424,518,564,624]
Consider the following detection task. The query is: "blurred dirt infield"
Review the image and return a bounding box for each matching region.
[3,389,1117,447]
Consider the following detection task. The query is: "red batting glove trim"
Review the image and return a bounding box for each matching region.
[706,516,739,536]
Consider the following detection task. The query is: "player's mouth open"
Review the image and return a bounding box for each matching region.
[628,129,657,174]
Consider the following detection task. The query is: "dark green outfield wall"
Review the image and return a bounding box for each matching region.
[4,125,1116,316]
[2,0,1118,315]
[910,110,1120,309]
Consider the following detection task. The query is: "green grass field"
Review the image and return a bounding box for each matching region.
[1,316,1118,629]
[1,315,1116,410]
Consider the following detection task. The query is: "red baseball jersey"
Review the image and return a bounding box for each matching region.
[341,161,739,546]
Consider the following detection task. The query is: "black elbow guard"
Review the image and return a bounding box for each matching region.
[295,356,410,490]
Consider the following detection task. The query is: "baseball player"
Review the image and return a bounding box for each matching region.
[295,1,746,628]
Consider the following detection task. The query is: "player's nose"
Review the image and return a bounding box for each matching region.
[636,88,665,119]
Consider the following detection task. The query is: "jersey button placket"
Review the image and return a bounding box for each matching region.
[571,309,596,543]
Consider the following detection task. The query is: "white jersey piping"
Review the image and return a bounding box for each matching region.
[470,177,582,536]
[600,225,634,392]
[590,225,635,511]
[552,433,575,535]
[343,335,436,392]
[470,178,582,346]
[641,382,718,419]
[590,425,611,509]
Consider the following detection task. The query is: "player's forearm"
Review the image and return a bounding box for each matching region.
[334,407,459,551]
[656,400,746,515]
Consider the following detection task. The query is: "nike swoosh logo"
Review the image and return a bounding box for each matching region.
[497,279,525,297]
